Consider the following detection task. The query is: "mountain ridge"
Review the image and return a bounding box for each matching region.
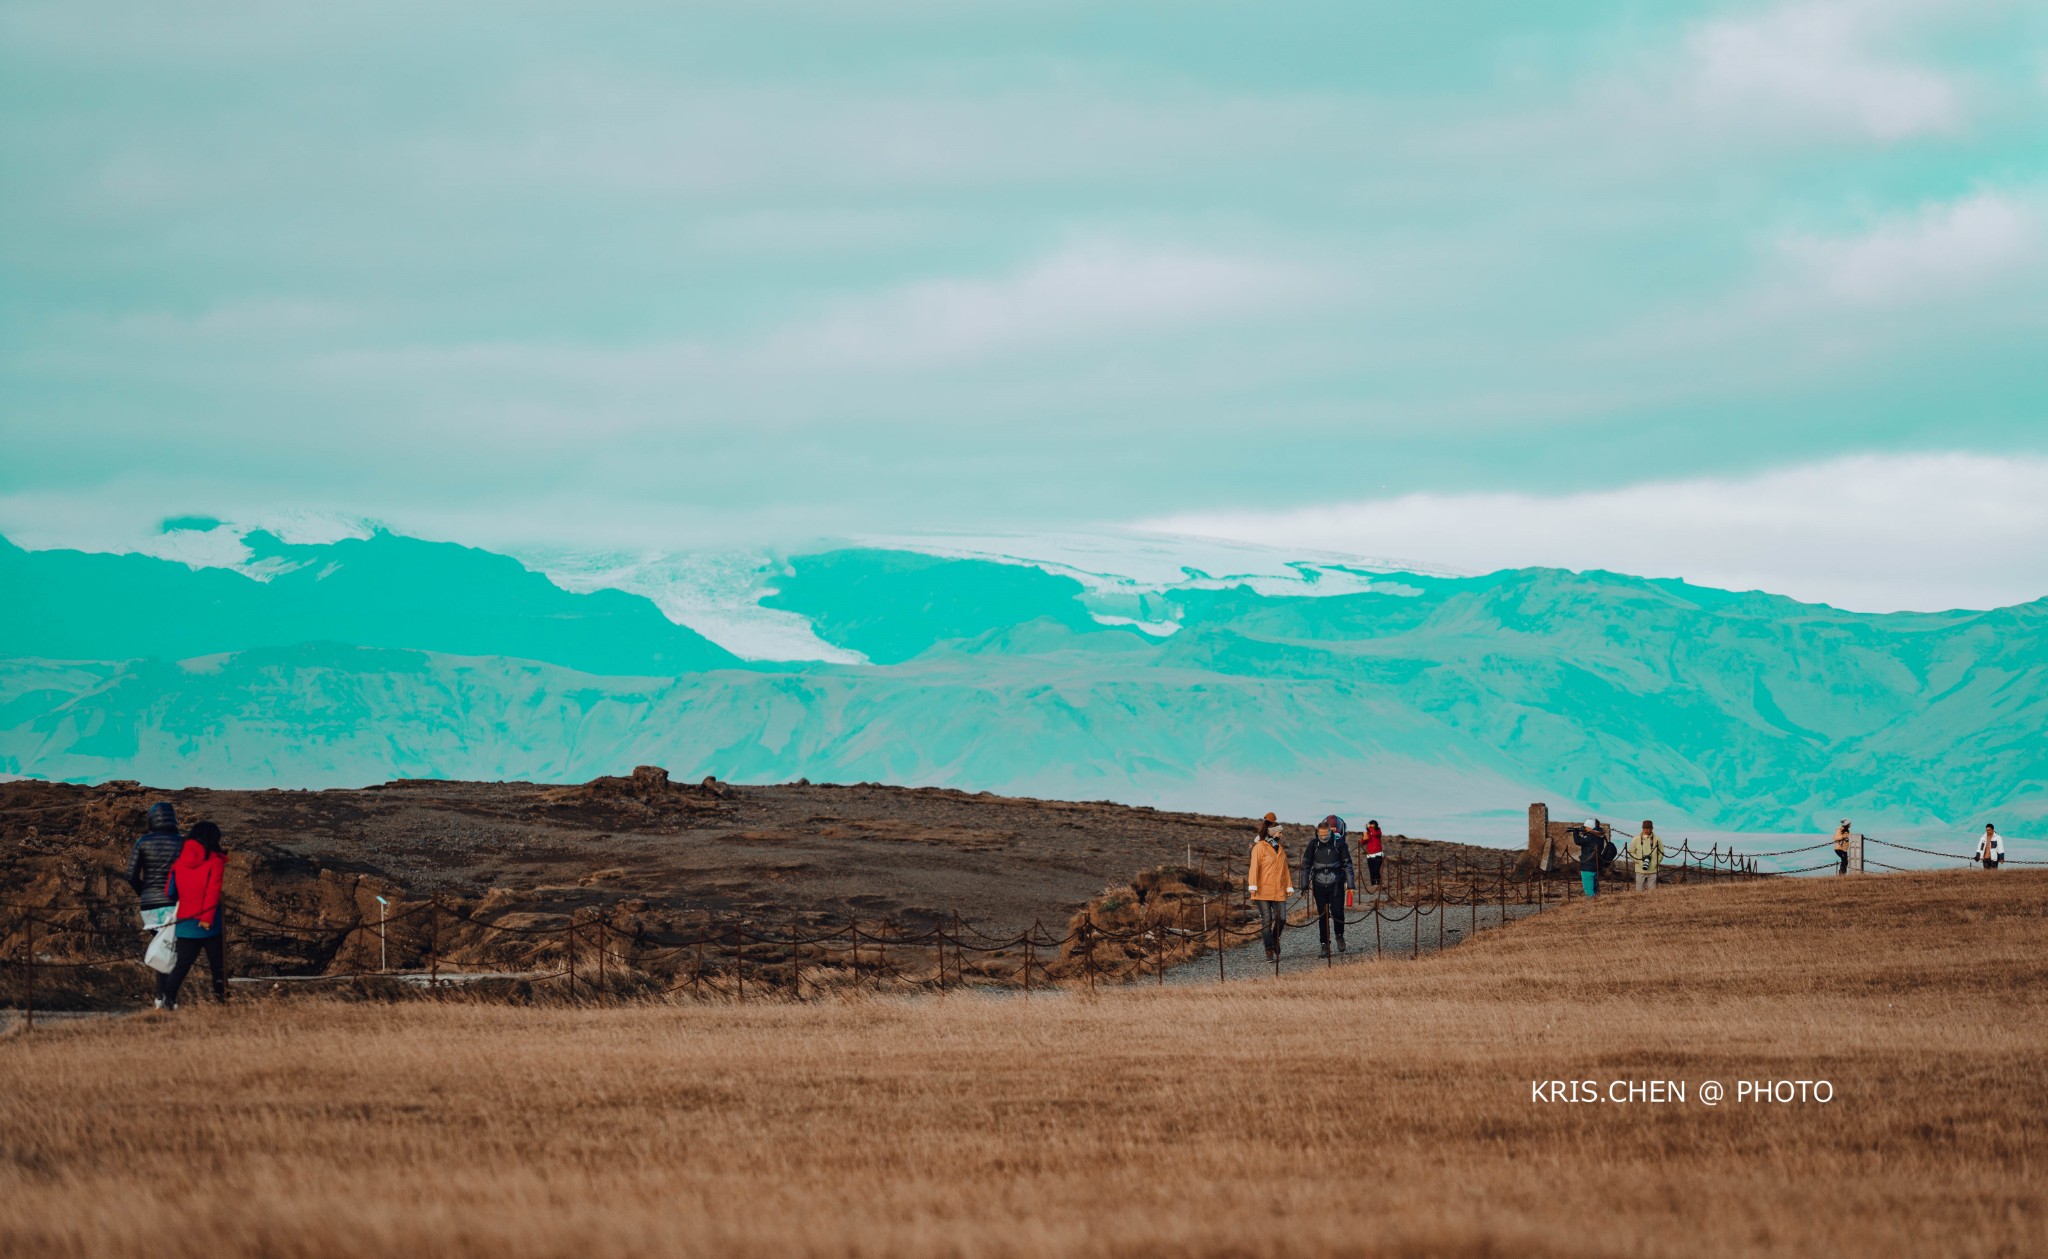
[4,532,2042,835]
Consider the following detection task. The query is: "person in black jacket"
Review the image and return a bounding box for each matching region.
[126,801,186,1008]
[1573,818,1606,899]
[1300,815,1356,957]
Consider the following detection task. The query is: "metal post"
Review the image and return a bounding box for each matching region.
[1024,919,1036,994]
[429,899,440,990]
[1411,905,1420,959]
[1216,909,1226,982]
[1374,906,1382,959]
[565,915,576,997]
[1157,913,1166,986]
[735,923,745,1003]
[597,916,608,1007]
[1437,888,1445,952]
[23,915,33,1033]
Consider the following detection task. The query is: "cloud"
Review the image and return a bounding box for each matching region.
[1682,1,1964,140]
[761,242,1328,369]
[1133,452,2048,612]
[1778,191,2042,304]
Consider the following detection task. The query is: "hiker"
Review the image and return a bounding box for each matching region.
[1628,820,1663,893]
[161,821,230,1010]
[1977,824,2005,870]
[1246,813,1293,962]
[1834,820,1852,875]
[1360,819,1386,891]
[126,801,188,1005]
[1301,816,1356,957]
[125,801,185,935]
[1574,819,1604,898]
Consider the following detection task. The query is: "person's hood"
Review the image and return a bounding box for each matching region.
[146,801,179,834]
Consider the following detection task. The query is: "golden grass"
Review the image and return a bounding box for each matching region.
[3,870,2044,1258]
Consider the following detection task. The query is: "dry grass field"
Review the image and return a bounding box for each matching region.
[3,869,2043,1259]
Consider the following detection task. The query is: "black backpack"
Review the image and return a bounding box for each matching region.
[1309,836,1346,885]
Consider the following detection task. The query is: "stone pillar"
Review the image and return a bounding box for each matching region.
[1529,802,1550,872]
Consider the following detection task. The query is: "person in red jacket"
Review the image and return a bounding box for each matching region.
[162,821,229,1009]
[1360,820,1386,892]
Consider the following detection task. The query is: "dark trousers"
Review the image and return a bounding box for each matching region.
[1365,854,1383,888]
[1312,883,1346,947]
[1256,900,1284,955]
[1835,849,1849,875]
[161,935,225,1006]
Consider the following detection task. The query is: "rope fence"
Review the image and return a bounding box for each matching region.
[0,833,2023,1025]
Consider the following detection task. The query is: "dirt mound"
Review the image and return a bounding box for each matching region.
[1046,864,1250,982]
[534,765,732,825]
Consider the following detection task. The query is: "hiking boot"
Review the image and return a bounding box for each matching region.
[1319,946,1331,958]
[1337,939,1347,953]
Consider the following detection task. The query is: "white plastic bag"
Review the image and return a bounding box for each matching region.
[144,923,178,974]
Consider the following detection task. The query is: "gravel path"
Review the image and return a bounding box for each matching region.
[1164,896,1544,985]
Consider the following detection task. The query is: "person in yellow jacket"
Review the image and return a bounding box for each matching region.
[1628,820,1664,893]
[1246,813,1293,962]
[1834,820,1852,876]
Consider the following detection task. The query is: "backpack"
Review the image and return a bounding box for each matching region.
[1309,836,1346,885]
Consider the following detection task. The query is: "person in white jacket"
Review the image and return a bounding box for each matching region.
[1976,824,2006,870]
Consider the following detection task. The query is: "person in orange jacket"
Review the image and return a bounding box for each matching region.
[1246,813,1293,962]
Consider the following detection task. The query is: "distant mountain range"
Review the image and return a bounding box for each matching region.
[4,528,2043,838]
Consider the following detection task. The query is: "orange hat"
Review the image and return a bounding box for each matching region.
[1262,811,1277,822]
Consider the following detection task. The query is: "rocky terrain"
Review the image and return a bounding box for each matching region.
[0,770,1518,1006]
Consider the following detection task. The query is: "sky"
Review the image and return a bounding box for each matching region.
[3,1,2046,610]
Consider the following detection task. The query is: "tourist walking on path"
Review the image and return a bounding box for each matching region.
[1834,820,1852,875]
[126,802,187,1007]
[125,801,184,934]
[162,821,230,1009]
[1575,819,1604,899]
[1360,820,1385,892]
[1977,824,2005,870]
[1629,820,1663,893]
[1300,816,1356,957]
[1246,814,1293,963]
